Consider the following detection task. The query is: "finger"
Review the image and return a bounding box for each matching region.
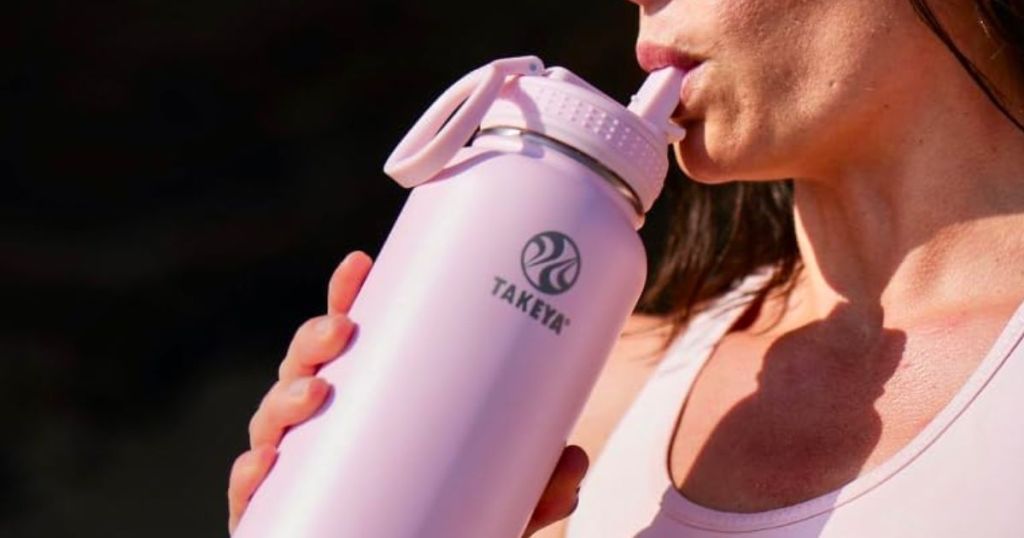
[279,314,355,381]
[327,251,374,315]
[249,377,331,448]
[227,445,278,534]
[523,445,589,536]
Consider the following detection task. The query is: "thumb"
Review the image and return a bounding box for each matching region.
[523,444,589,537]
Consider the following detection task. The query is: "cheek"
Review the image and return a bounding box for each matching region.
[678,0,920,182]
[674,1,824,181]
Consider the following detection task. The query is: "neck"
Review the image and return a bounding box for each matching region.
[784,98,1024,329]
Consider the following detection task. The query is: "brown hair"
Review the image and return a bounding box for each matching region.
[634,0,1024,356]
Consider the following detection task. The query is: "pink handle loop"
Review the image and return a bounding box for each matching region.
[384,56,545,188]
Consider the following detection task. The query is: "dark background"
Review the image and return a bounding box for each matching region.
[4,1,686,536]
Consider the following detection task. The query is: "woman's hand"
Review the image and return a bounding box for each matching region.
[226,250,589,536]
[227,250,373,533]
[522,444,589,537]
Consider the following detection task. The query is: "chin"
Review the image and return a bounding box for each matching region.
[671,128,739,185]
[672,122,788,184]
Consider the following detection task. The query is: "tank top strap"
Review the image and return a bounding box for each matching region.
[641,267,776,439]
[657,267,776,373]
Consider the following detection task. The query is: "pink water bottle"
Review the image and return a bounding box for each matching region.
[233,55,686,538]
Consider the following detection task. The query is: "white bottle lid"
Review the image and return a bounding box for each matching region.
[479,65,685,213]
[384,56,686,214]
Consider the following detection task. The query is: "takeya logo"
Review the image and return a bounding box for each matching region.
[490,277,571,335]
[487,231,580,336]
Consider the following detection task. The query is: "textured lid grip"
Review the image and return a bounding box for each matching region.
[384,56,544,188]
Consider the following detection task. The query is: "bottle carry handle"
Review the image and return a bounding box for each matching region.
[383,56,545,188]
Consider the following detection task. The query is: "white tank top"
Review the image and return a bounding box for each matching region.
[566,271,1024,537]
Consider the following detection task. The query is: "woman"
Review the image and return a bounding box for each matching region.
[228,0,1024,536]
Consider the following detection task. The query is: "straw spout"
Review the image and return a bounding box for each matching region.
[627,67,687,143]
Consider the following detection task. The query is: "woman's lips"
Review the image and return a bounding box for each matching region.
[635,42,702,73]
[635,43,703,125]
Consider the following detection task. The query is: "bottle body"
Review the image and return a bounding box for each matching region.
[233,137,648,537]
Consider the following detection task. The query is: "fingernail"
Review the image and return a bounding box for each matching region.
[317,316,336,338]
[288,378,312,398]
[238,450,256,468]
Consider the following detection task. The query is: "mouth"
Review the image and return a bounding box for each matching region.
[636,42,703,125]
[635,42,703,74]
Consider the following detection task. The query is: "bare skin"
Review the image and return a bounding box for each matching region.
[633,0,1024,322]
[631,0,1024,514]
